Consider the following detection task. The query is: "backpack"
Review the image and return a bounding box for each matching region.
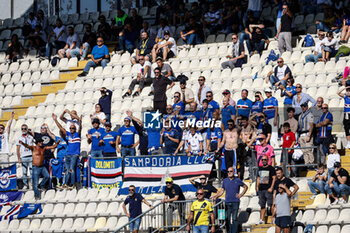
[303,35,315,47]
[265,50,279,65]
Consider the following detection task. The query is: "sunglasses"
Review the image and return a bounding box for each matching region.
[174,96,179,98]
[41,127,47,129]
[97,40,103,42]
[227,124,234,126]
[277,61,283,63]
[255,95,260,98]
[21,128,27,130]
[129,189,135,192]
[198,79,204,81]
[0,127,5,130]
[261,159,267,161]
[166,182,172,184]
[322,107,328,109]
[206,95,212,97]
[197,193,204,195]
[296,86,302,88]
[258,138,265,141]
[139,58,144,60]
[228,170,234,173]
[70,127,76,130]
[155,72,161,74]
[232,38,237,40]
[329,147,335,149]
[166,108,173,110]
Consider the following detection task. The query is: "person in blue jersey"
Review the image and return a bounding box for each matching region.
[280,78,297,121]
[199,99,213,121]
[221,97,237,130]
[99,122,118,157]
[147,125,163,155]
[55,135,67,187]
[184,102,201,122]
[87,119,106,157]
[263,88,279,145]
[53,113,82,189]
[161,119,180,155]
[117,117,139,157]
[338,87,350,149]
[206,91,220,114]
[206,123,222,153]
[236,89,253,118]
[315,104,333,162]
[173,92,185,115]
[251,91,264,115]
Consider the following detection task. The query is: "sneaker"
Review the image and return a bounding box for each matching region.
[332,199,339,205]
[68,185,75,190]
[122,92,131,99]
[132,91,140,97]
[78,72,87,77]
[309,195,317,199]
[257,219,265,225]
[339,198,345,204]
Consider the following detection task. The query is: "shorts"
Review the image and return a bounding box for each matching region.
[344,118,350,136]
[275,216,291,228]
[258,190,273,208]
[129,217,141,231]
[160,48,175,59]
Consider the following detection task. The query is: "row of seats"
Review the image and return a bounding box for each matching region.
[0,70,60,86]
[267,225,349,233]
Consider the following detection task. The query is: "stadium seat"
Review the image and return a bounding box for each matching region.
[242,211,260,227]
[57,218,73,232]
[87,217,107,231]
[328,225,341,233]
[38,203,54,217]
[24,219,40,232]
[309,209,327,224]
[315,225,328,233]
[12,219,30,233]
[116,216,129,228]
[300,209,315,223]
[84,202,97,216]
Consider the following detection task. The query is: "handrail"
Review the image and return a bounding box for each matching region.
[113,201,163,233]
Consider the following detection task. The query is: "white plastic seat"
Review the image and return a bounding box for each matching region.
[95,202,108,216]
[99,217,118,231]
[242,211,260,227]
[315,225,328,233]
[116,216,129,228]
[71,218,84,231]
[74,188,88,202]
[301,209,314,223]
[58,218,73,231]
[97,188,110,201]
[83,217,95,230]
[84,202,97,216]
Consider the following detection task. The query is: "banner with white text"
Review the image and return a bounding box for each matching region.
[90,158,123,190]
[0,165,17,191]
[119,155,213,194]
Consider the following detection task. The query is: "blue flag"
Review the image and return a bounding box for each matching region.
[0,164,17,191]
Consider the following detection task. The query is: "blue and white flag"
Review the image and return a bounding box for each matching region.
[0,164,17,191]
[90,158,122,190]
[119,155,213,194]
[0,191,23,204]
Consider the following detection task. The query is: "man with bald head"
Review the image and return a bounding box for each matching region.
[315,103,333,162]
[60,109,80,131]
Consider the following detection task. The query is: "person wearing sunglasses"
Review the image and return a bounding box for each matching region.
[263,87,279,145]
[123,185,153,233]
[326,161,350,205]
[196,76,212,107]
[151,67,175,114]
[78,37,109,77]
[222,89,236,107]
[280,77,296,121]
[16,124,34,189]
[53,113,82,189]
[221,33,246,69]
[206,91,220,115]
[173,92,185,115]
[292,83,316,117]
[189,175,218,199]
[116,117,139,157]
[266,58,292,90]
[326,143,341,180]
[252,133,275,169]
[236,89,252,118]
[99,122,118,157]
[87,118,106,158]
[256,155,276,225]
[315,103,333,162]
[272,183,293,233]
[222,97,237,130]
[337,87,350,149]
[186,188,215,233]
[212,167,248,233]
[276,2,293,54]
[0,111,14,168]
[161,119,180,155]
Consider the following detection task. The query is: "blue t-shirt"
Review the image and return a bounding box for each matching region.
[237,99,252,117]
[88,127,105,150]
[184,111,201,122]
[344,96,350,113]
[199,108,212,121]
[163,129,180,154]
[209,100,220,113]
[207,127,222,144]
[318,112,333,138]
[173,101,185,115]
[251,101,263,114]
[55,136,67,158]
[147,128,162,148]
[222,105,236,129]
[66,131,81,155]
[117,126,138,146]
[222,177,245,203]
[124,193,144,218]
[91,44,109,59]
[283,86,297,105]
[101,131,118,153]
[263,97,278,120]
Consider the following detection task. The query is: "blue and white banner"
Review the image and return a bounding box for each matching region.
[0,191,23,204]
[119,155,213,194]
[0,203,42,221]
[90,158,123,190]
[0,164,17,191]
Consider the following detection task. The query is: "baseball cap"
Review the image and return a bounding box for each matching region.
[264,87,272,92]
[105,121,112,127]
[124,117,132,121]
[165,177,173,183]
[164,30,170,35]
[334,162,341,168]
[222,89,230,95]
[92,118,100,124]
[156,57,163,62]
[180,80,186,84]
[300,102,308,107]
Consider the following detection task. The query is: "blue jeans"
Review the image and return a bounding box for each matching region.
[45,41,66,58]
[81,42,90,59]
[247,40,265,54]
[316,22,331,32]
[119,36,135,53]
[340,184,350,196]
[21,156,32,186]
[239,33,250,44]
[308,180,326,195]
[32,165,49,198]
[193,225,209,233]
[183,33,203,45]
[305,53,322,63]
[121,147,136,157]
[105,113,111,122]
[64,154,79,186]
[129,217,141,231]
[69,48,81,58]
[83,59,109,73]
[226,202,240,233]
[328,168,334,180]
[326,182,341,197]
[269,75,287,87]
[90,150,103,158]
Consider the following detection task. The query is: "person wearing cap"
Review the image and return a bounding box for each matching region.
[292,84,316,117]
[222,89,236,107]
[221,97,237,130]
[236,89,252,118]
[123,185,153,233]
[266,58,292,89]
[251,91,264,115]
[53,113,82,189]
[151,67,175,114]
[156,57,176,81]
[186,188,215,233]
[337,87,350,149]
[280,77,296,121]
[131,31,155,64]
[196,76,212,107]
[151,30,177,61]
[162,177,186,227]
[155,19,172,43]
[263,88,279,145]
[87,118,106,158]
[326,162,350,204]
[315,103,333,161]
[189,175,218,199]
[297,102,315,164]
[123,55,154,98]
[212,166,248,233]
[161,119,180,155]
[180,80,194,106]
[117,117,139,157]
[173,92,185,115]
[98,87,113,122]
[221,33,246,69]
[99,122,118,157]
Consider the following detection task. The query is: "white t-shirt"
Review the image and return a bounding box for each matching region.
[16,134,34,158]
[160,37,177,56]
[92,112,106,127]
[274,64,289,80]
[182,129,191,150]
[0,132,10,154]
[137,61,153,78]
[157,26,172,40]
[327,153,341,169]
[185,132,203,152]
[314,38,326,54]
[66,33,81,49]
[54,26,67,43]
